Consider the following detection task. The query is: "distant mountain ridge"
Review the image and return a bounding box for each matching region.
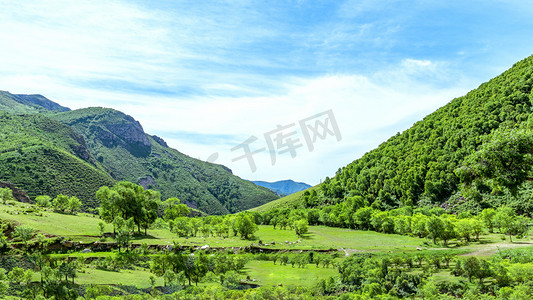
[0,91,70,113]
[0,91,278,214]
[252,180,311,196]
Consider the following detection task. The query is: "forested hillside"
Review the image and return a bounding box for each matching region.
[50,108,278,214]
[0,94,278,214]
[0,112,115,208]
[266,55,533,213]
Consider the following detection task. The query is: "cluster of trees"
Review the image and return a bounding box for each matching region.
[300,58,533,214]
[151,250,248,287]
[166,213,259,240]
[34,194,82,214]
[0,252,81,299]
[318,248,533,299]
[96,181,161,235]
[268,251,336,269]
[258,205,530,246]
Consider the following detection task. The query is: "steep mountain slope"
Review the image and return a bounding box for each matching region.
[258,54,533,212]
[0,112,115,208]
[252,180,311,196]
[50,107,278,214]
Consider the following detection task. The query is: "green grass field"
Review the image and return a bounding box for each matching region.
[248,188,313,213]
[243,260,337,287]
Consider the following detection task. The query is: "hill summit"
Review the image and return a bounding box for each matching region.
[0,93,278,214]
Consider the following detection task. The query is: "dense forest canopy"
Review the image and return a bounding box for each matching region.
[314,55,533,212]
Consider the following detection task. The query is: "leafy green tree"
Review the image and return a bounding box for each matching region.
[98,222,106,238]
[190,218,201,237]
[456,218,473,242]
[200,222,212,237]
[67,196,81,214]
[236,214,258,240]
[294,219,309,237]
[353,207,374,230]
[52,194,69,212]
[8,267,25,284]
[425,216,443,245]
[173,217,192,237]
[163,198,190,221]
[14,225,34,246]
[462,257,480,282]
[470,218,484,241]
[113,216,135,251]
[495,206,516,242]
[35,195,52,207]
[479,208,496,233]
[0,188,13,204]
[97,181,160,235]
[457,129,533,196]
[411,213,428,238]
[440,216,456,246]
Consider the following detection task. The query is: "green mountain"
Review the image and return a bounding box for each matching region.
[0,111,115,209]
[49,107,278,214]
[0,92,278,214]
[258,54,533,213]
[252,180,312,196]
[0,91,70,114]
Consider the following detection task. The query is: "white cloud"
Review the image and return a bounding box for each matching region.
[2,0,528,186]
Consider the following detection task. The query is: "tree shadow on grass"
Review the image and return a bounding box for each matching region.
[132,234,158,240]
[299,233,315,240]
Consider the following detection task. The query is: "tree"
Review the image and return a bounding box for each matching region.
[52,194,69,213]
[173,217,192,237]
[440,216,456,246]
[14,225,34,246]
[67,196,81,214]
[494,206,516,242]
[425,216,443,245]
[35,195,52,207]
[0,188,13,204]
[353,207,374,230]
[456,218,473,243]
[411,213,428,238]
[163,198,190,221]
[97,181,160,235]
[462,257,480,282]
[235,214,258,240]
[8,267,25,285]
[113,216,135,251]
[294,219,309,237]
[190,218,201,237]
[456,129,533,196]
[479,208,496,233]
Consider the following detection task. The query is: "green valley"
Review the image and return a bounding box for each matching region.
[2,53,533,300]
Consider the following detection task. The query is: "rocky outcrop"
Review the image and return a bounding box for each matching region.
[138,175,156,189]
[151,135,168,147]
[92,115,152,157]
[0,181,31,203]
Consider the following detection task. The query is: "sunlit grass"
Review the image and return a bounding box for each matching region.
[243,260,336,287]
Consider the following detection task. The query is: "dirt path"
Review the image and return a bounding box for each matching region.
[459,241,533,257]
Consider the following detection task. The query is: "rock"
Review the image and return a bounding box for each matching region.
[0,181,32,203]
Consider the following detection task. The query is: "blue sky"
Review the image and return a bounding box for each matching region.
[1,0,533,184]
